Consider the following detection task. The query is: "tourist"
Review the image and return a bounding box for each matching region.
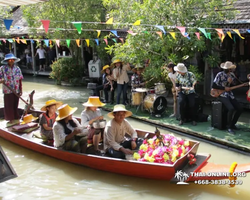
[104,104,142,159]
[0,53,23,124]
[81,96,105,154]
[212,61,243,134]
[175,63,197,126]
[53,104,87,152]
[39,100,63,141]
[35,45,46,72]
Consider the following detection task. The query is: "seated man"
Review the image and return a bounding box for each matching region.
[131,64,145,91]
[212,61,243,134]
[175,63,197,126]
[104,104,142,159]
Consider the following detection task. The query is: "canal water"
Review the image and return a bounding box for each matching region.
[0,75,250,200]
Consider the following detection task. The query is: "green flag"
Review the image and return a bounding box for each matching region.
[66,39,71,48]
[72,22,82,34]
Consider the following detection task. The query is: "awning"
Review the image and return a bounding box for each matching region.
[0,0,46,6]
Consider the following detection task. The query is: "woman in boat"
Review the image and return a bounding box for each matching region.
[53,104,88,153]
[81,96,105,154]
[0,53,23,124]
[39,100,63,142]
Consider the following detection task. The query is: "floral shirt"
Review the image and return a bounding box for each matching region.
[175,72,196,95]
[213,71,236,99]
[0,65,23,94]
[131,73,144,89]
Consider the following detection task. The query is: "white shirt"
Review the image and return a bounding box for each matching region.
[53,118,84,147]
[104,119,137,151]
[113,64,130,84]
[168,72,177,81]
[81,108,102,134]
[36,48,46,59]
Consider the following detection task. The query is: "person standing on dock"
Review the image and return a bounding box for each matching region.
[0,53,23,124]
[35,45,46,72]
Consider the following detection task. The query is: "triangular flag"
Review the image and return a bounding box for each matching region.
[72,22,82,34]
[111,30,119,37]
[143,31,149,34]
[215,28,224,35]
[12,38,15,42]
[49,40,52,45]
[55,39,60,47]
[8,39,13,43]
[20,39,27,44]
[133,20,141,26]
[41,20,50,33]
[76,39,80,47]
[215,29,225,42]
[176,26,188,37]
[44,39,49,47]
[16,37,20,44]
[127,30,137,36]
[3,19,13,30]
[1,39,6,43]
[35,39,40,43]
[112,38,117,43]
[66,39,71,48]
[247,30,250,34]
[95,39,99,46]
[232,29,245,39]
[30,39,34,44]
[104,38,108,45]
[207,32,212,40]
[106,17,113,24]
[195,32,200,40]
[97,30,101,38]
[85,39,89,47]
[119,38,124,43]
[169,32,176,40]
[198,28,208,38]
[156,31,163,39]
[227,31,233,39]
[155,25,166,35]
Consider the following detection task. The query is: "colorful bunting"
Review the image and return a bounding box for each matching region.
[76,39,80,47]
[85,39,90,47]
[12,38,15,42]
[133,20,141,26]
[72,22,82,34]
[156,32,163,39]
[215,29,225,42]
[97,30,101,38]
[111,30,119,37]
[66,39,71,48]
[41,20,50,33]
[198,28,208,38]
[16,37,20,44]
[106,17,113,25]
[195,32,200,40]
[104,38,108,45]
[227,31,233,40]
[247,30,250,34]
[127,30,137,36]
[169,32,176,40]
[1,39,6,43]
[55,39,60,47]
[207,33,212,40]
[44,39,49,47]
[232,29,245,39]
[176,26,188,38]
[8,39,13,43]
[31,40,34,44]
[95,39,99,46]
[20,39,27,44]
[112,38,117,43]
[3,19,13,30]
[155,25,166,35]
[119,38,124,43]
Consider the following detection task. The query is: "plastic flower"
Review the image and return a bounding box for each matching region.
[133,153,141,160]
[153,149,159,156]
[140,144,147,151]
[163,153,169,161]
[184,140,190,147]
[148,156,155,162]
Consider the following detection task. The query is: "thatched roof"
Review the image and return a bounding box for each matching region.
[0,0,46,7]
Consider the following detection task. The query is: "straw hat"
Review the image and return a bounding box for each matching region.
[1,53,20,64]
[101,65,112,74]
[220,61,236,69]
[21,114,38,124]
[82,96,105,107]
[40,99,63,111]
[107,104,132,118]
[56,104,78,121]
[132,63,144,72]
[111,59,123,67]
[174,63,187,73]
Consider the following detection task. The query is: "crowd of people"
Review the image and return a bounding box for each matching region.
[0,53,246,159]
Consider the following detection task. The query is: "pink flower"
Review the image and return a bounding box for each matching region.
[179,140,184,145]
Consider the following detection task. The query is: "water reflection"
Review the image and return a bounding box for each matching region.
[0,76,250,200]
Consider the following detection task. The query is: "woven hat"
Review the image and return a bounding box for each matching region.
[132,63,144,72]
[1,53,20,64]
[174,63,187,73]
[56,104,78,121]
[82,96,105,107]
[220,61,236,69]
[41,99,63,111]
[111,59,123,67]
[101,65,112,74]
[21,114,38,124]
[107,104,132,118]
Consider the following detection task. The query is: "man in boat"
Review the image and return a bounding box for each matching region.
[212,61,243,134]
[175,63,197,126]
[104,104,142,159]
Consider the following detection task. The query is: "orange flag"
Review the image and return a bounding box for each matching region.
[76,39,81,47]
[156,32,163,39]
[16,37,20,44]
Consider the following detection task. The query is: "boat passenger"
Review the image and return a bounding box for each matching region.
[81,96,105,155]
[53,104,87,153]
[39,100,63,141]
[104,104,143,159]
[0,53,23,124]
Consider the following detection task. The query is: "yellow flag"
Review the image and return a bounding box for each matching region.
[12,38,15,42]
[169,32,176,40]
[20,39,27,44]
[76,39,80,47]
[227,31,233,39]
[232,29,245,39]
[156,31,162,39]
[106,17,113,24]
[85,39,89,47]
[97,30,101,38]
[133,20,141,26]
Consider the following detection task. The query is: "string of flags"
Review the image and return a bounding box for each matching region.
[1,17,249,47]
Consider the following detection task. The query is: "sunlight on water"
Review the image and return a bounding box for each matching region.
[0,76,250,200]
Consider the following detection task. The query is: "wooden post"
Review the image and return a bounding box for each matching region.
[55,44,59,60]
[31,42,36,75]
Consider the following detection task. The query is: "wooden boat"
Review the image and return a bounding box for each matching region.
[0,107,250,182]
